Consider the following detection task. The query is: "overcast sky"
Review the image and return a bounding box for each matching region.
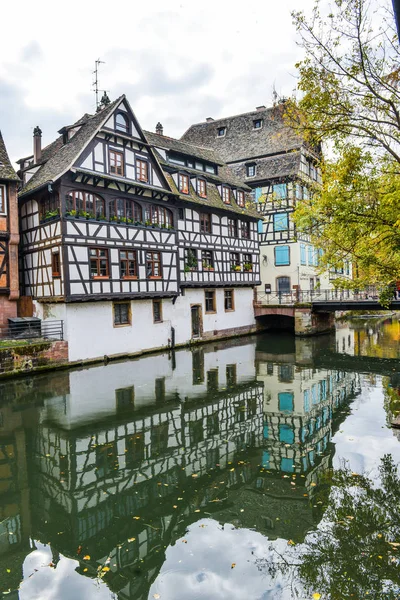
[1,0,315,164]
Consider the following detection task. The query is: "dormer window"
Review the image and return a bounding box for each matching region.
[217,127,226,137]
[197,179,207,198]
[246,164,256,178]
[237,190,245,207]
[222,186,231,204]
[179,173,190,194]
[115,113,129,134]
[253,119,262,129]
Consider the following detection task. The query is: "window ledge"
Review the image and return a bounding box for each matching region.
[149,276,162,280]
[205,310,217,314]
[93,276,110,280]
[122,276,138,280]
[113,323,132,328]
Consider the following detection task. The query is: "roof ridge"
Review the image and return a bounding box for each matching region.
[183,105,278,129]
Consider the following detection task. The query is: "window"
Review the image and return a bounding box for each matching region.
[226,363,237,387]
[253,119,262,129]
[145,205,173,228]
[279,364,294,382]
[110,199,142,223]
[228,218,238,237]
[155,377,165,402]
[120,250,137,278]
[222,186,231,204]
[126,433,144,468]
[243,253,253,272]
[116,386,135,410]
[146,252,162,278]
[207,368,219,392]
[0,185,5,214]
[205,289,216,313]
[90,248,109,278]
[114,302,131,326]
[197,178,207,198]
[153,299,162,323]
[274,245,290,266]
[151,422,169,455]
[109,150,124,176]
[52,251,61,278]
[246,164,256,177]
[273,183,287,199]
[200,212,212,233]
[96,442,119,478]
[277,276,291,293]
[217,127,226,137]
[224,289,235,311]
[179,173,190,194]
[273,213,289,231]
[300,243,306,266]
[241,221,250,238]
[279,424,294,444]
[237,190,245,207]
[185,248,198,270]
[39,194,60,221]
[115,113,129,134]
[278,392,294,412]
[230,252,240,271]
[192,349,205,385]
[202,250,214,270]
[66,190,105,218]
[136,159,149,182]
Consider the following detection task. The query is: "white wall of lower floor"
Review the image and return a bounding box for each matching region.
[34,287,256,362]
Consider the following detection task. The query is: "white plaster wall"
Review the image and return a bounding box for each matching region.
[62,287,255,362]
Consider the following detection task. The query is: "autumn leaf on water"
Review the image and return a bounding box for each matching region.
[231,563,236,569]
[153,594,161,599]
[287,540,295,546]
[83,555,90,560]
[312,594,321,600]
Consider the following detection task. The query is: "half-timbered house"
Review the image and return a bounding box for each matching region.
[0,132,19,326]
[17,95,260,361]
[181,103,352,296]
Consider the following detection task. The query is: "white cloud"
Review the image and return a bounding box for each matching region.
[0,0,316,163]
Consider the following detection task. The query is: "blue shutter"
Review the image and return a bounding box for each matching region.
[262,451,270,468]
[255,187,262,201]
[273,183,287,198]
[263,423,269,439]
[273,213,288,231]
[300,243,306,265]
[307,245,313,266]
[312,383,317,404]
[304,389,310,412]
[258,219,263,234]
[278,392,294,412]
[281,457,294,473]
[275,245,290,266]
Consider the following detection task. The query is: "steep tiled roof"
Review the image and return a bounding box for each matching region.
[144,130,223,165]
[165,174,258,219]
[181,105,302,164]
[19,97,123,197]
[147,130,251,191]
[230,151,302,182]
[0,131,19,181]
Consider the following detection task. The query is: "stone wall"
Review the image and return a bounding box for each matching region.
[0,295,17,327]
[294,308,335,336]
[0,340,69,377]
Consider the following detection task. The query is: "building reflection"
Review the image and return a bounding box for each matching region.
[0,329,362,599]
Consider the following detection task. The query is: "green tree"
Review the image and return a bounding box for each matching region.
[288,0,400,290]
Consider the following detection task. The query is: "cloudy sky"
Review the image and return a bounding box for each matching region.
[1,0,315,164]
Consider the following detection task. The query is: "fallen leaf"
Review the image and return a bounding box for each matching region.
[310,482,317,487]
[194,509,201,513]
[287,540,295,546]
[312,594,321,600]
[231,563,236,569]
[128,538,136,542]
[83,555,90,560]
[154,594,161,599]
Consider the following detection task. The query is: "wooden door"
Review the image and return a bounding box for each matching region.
[191,305,202,338]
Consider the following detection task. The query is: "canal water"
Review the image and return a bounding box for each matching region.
[0,317,400,600]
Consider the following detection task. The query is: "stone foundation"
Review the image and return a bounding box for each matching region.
[0,295,17,327]
[294,308,335,336]
[0,340,69,377]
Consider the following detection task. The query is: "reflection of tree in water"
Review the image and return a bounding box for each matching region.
[257,455,400,599]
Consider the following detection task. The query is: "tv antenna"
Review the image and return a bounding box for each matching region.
[93,58,105,109]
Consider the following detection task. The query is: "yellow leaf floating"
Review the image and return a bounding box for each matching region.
[83,555,90,560]
[153,594,161,599]
[313,594,321,600]
[128,538,136,542]
[231,563,236,569]
[287,540,295,546]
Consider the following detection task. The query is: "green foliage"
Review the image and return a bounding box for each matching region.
[289,0,400,291]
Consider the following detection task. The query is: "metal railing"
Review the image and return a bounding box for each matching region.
[254,288,381,306]
[0,319,64,342]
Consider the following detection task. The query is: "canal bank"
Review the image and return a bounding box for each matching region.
[0,318,399,599]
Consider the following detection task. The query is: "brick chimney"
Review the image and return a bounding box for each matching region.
[33,126,42,163]
[156,122,163,136]
[256,105,266,112]
[206,117,214,122]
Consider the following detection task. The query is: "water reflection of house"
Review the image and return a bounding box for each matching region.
[26,341,264,599]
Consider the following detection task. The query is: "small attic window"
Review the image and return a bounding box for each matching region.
[253,119,262,129]
[246,164,256,177]
[115,113,129,134]
[217,127,226,137]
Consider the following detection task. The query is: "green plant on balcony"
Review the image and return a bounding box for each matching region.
[202,261,214,271]
[243,262,253,272]
[65,209,77,218]
[231,264,241,272]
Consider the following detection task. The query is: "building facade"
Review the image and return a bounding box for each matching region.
[181,103,352,296]
[17,95,260,361]
[0,132,20,326]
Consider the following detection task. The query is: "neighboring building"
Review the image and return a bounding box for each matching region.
[181,103,352,295]
[17,95,260,361]
[0,131,20,326]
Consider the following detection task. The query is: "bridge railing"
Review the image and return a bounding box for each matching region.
[254,288,380,305]
[0,319,64,342]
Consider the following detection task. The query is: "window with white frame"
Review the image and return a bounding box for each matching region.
[0,185,5,214]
